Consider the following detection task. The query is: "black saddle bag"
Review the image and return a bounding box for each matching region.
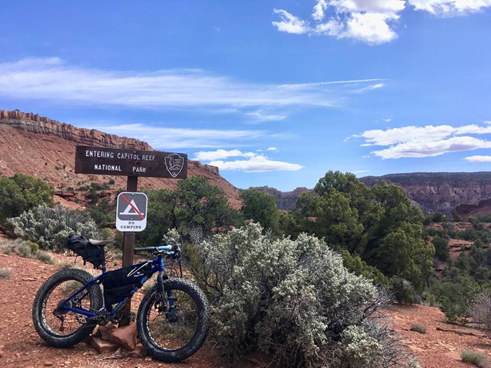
[67,235,104,269]
[102,263,153,307]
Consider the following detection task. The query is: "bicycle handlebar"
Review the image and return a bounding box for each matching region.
[134,245,173,254]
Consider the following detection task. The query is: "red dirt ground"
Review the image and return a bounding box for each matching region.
[384,304,491,368]
[0,251,249,368]
[1,248,491,367]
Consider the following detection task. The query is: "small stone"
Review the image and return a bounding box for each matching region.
[44,362,53,367]
[105,323,137,350]
[88,336,119,354]
[98,323,116,340]
[128,344,147,358]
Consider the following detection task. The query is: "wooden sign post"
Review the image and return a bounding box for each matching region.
[75,146,188,324]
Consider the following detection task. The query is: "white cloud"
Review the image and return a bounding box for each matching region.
[372,136,491,159]
[91,123,264,149]
[408,0,491,15]
[194,149,256,161]
[350,123,491,159]
[352,169,370,174]
[273,0,404,45]
[466,155,491,162]
[210,155,303,172]
[273,0,491,45]
[0,57,384,113]
[267,147,278,151]
[313,0,329,20]
[272,9,310,34]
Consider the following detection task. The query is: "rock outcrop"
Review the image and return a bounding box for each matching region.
[0,109,239,207]
[361,172,491,215]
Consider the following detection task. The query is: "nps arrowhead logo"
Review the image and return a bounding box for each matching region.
[165,153,185,178]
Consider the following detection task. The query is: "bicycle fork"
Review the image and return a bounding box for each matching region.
[157,270,177,321]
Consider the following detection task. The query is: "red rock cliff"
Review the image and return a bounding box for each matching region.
[0,110,239,207]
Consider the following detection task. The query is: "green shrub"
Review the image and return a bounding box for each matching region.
[424,293,438,306]
[7,204,100,251]
[190,223,405,367]
[342,250,389,286]
[390,277,414,304]
[409,324,427,334]
[0,268,13,280]
[432,235,450,262]
[460,350,488,367]
[0,174,54,223]
[87,199,115,228]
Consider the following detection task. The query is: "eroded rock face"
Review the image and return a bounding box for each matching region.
[0,110,239,207]
[361,173,491,215]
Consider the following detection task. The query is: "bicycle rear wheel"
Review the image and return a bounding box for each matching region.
[32,268,103,348]
[137,278,209,362]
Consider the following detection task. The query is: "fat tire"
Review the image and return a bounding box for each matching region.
[32,268,103,348]
[137,278,209,362]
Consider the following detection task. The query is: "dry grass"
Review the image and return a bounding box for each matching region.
[409,324,427,334]
[461,350,489,367]
[0,267,13,280]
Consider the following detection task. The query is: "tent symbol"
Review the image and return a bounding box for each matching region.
[119,195,145,219]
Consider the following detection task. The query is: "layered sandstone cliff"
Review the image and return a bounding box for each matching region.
[361,173,491,215]
[0,110,239,206]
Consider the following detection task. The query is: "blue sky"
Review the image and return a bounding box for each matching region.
[0,1,490,191]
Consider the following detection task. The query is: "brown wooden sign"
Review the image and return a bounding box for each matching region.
[75,146,188,179]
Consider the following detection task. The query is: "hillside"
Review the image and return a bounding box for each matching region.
[0,110,240,207]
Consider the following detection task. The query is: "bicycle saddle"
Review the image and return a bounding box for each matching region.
[88,239,113,246]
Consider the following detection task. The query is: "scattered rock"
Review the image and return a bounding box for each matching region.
[98,323,117,340]
[88,336,120,354]
[105,323,138,350]
[128,344,147,358]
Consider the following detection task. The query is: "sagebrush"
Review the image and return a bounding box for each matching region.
[190,223,415,368]
[7,204,100,251]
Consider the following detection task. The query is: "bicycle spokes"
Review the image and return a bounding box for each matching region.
[147,289,200,350]
[42,279,92,336]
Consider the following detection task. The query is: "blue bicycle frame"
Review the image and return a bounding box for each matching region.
[61,245,175,319]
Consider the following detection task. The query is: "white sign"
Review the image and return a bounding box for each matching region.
[116,192,148,232]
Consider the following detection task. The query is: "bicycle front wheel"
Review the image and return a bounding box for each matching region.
[137,278,209,362]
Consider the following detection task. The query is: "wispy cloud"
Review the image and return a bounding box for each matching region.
[91,123,265,150]
[350,123,491,159]
[273,0,491,45]
[0,57,384,116]
[267,147,278,151]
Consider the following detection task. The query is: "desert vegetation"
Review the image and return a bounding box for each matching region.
[3,171,491,365]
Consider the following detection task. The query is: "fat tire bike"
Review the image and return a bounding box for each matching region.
[32,236,209,363]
